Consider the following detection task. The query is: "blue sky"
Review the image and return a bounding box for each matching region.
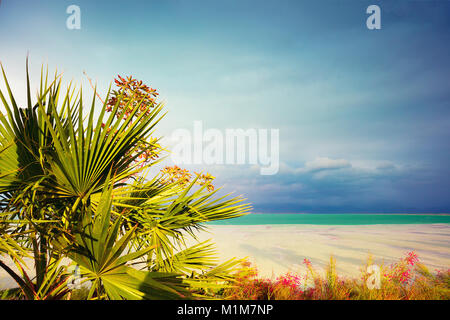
[0,0,449,213]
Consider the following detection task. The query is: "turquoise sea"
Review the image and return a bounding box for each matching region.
[208,214,450,225]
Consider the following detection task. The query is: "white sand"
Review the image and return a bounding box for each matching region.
[1,224,449,289]
[193,224,450,278]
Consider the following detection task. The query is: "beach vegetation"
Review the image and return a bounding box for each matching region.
[0,61,250,300]
[222,252,450,300]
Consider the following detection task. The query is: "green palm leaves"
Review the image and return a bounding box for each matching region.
[0,61,250,300]
[53,175,190,300]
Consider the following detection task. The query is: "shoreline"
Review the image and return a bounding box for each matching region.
[2,223,449,289]
[194,223,450,278]
[208,214,450,226]
[249,213,450,215]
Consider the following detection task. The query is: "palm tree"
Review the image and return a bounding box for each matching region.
[0,61,251,299]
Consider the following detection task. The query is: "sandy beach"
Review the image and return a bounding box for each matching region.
[194,223,450,278]
[1,223,449,289]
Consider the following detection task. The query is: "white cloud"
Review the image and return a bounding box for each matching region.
[297,157,351,173]
[376,162,397,170]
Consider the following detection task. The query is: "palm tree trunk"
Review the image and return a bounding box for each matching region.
[31,232,46,290]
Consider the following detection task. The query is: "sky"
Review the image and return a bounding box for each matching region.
[0,0,449,213]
